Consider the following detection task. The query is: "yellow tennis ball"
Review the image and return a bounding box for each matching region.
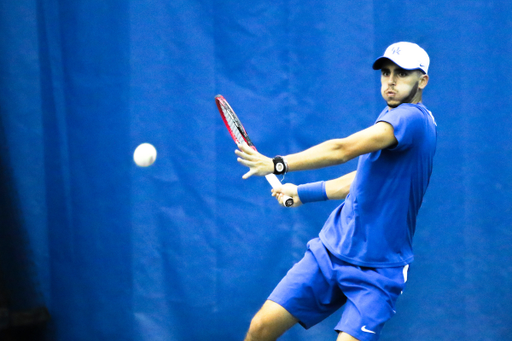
[133,143,157,167]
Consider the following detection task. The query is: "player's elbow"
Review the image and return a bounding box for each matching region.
[330,138,356,164]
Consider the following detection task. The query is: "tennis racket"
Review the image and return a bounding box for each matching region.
[215,94,293,207]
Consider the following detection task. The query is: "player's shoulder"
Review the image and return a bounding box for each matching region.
[394,103,434,123]
[403,103,437,127]
[378,103,436,128]
[396,103,426,114]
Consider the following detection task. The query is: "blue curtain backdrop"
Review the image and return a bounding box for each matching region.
[1,0,511,340]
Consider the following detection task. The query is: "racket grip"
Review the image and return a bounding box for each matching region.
[265,174,294,207]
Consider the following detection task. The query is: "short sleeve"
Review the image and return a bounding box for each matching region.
[377,104,424,151]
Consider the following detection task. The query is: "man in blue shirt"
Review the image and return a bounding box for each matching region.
[236,42,437,341]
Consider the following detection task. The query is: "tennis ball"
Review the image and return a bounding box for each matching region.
[133,143,157,167]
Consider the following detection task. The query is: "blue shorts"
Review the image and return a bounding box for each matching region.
[268,238,408,341]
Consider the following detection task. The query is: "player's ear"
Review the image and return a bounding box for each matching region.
[418,73,429,89]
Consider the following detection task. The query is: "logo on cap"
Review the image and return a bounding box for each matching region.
[391,47,401,55]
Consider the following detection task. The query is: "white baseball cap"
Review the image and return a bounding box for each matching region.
[373,42,430,74]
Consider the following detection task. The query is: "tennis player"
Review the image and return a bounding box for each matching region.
[235,42,437,341]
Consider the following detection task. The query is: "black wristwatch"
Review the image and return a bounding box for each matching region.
[272,156,288,175]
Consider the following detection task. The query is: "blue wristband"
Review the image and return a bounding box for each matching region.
[297,181,328,204]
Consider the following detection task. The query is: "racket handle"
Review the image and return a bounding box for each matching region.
[265,174,294,207]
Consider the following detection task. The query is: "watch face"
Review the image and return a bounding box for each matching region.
[276,163,284,172]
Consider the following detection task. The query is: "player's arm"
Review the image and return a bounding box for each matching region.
[284,121,397,172]
[325,170,356,200]
[235,121,397,179]
[271,170,356,207]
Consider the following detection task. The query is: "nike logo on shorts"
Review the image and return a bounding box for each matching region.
[361,325,376,334]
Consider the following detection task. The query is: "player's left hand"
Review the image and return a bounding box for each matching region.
[272,183,302,207]
[235,143,273,179]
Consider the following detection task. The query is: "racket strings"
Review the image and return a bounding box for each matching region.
[221,103,246,145]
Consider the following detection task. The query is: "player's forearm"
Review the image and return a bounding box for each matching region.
[295,171,355,204]
[285,139,353,172]
[325,171,356,200]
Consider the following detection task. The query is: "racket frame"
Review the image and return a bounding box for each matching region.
[215,94,293,207]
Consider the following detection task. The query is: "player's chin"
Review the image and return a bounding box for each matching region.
[386,99,402,108]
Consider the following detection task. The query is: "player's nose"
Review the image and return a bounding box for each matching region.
[388,73,396,85]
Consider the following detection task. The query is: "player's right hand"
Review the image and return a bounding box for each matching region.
[235,143,273,179]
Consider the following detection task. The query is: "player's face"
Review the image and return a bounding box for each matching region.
[380,61,428,108]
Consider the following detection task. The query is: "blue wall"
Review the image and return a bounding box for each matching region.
[0,0,511,340]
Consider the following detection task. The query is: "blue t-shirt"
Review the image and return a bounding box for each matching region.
[319,103,437,267]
